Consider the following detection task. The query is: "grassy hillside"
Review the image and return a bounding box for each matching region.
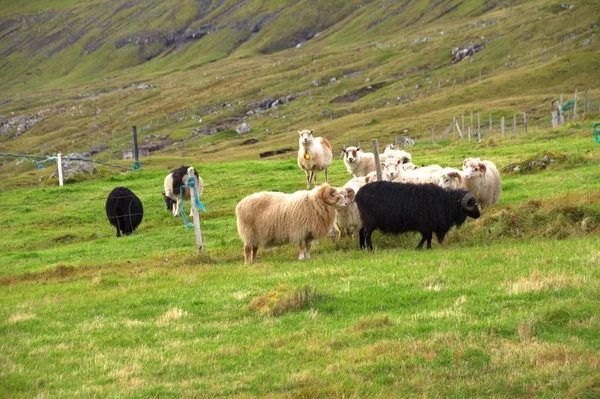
[1,0,599,186]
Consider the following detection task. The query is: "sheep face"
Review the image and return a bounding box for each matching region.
[298,129,314,145]
[335,187,355,210]
[383,158,402,179]
[341,146,361,163]
[462,159,487,178]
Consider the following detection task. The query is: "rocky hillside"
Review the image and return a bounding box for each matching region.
[0,0,599,184]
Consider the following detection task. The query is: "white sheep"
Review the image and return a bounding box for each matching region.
[341,146,376,177]
[381,158,442,184]
[438,167,466,191]
[297,129,333,189]
[380,146,412,164]
[163,166,203,217]
[235,184,351,263]
[461,158,502,207]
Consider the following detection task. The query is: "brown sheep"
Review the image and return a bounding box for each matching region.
[236,184,349,263]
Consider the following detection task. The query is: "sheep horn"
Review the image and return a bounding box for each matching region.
[461,192,477,211]
[322,186,339,205]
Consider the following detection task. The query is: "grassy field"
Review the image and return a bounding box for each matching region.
[2,125,600,397]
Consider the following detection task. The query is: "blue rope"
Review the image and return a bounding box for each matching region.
[178,175,206,228]
[186,175,206,213]
[594,123,600,144]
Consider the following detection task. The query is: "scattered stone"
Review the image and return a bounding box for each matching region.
[501,151,568,174]
[52,153,96,180]
[236,122,251,134]
[137,83,153,90]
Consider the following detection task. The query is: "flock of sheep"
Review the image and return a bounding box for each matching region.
[236,129,501,263]
[105,128,502,264]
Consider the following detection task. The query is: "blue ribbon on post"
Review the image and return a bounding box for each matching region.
[178,175,206,228]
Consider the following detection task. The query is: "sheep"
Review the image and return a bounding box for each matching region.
[381,158,442,184]
[355,181,480,250]
[380,145,412,164]
[105,187,143,237]
[297,129,333,189]
[341,146,376,177]
[235,184,350,263]
[461,158,502,207]
[333,186,361,238]
[438,167,466,191]
[163,166,203,217]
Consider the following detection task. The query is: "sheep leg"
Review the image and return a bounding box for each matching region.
[305,171,311,189]
[359,228,366,249]
[304,239,312,260]
[416,232,433,249]
[173,199,179,217]
[298,240,306,260]
[251,247,258,262]
[365,229,374,251]
[324,168,329,184]
[243,245,253,264]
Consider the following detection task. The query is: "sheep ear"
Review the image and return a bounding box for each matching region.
[479,162,487,173]
[381,162,386,168]
[298,130,303,135]
[356,146,361,151]
[346,187,356,201]
[309,129,314,135]
[320,185,339,205]
[340,149,346,158]
[462,159,469,169]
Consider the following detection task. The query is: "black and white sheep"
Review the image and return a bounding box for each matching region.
[354,181,480,250]
[105,187,143,237]
[163,166,203,217]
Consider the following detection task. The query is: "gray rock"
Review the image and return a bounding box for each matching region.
[236,123,251,134]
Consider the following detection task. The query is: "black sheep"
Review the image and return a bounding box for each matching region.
[354,181,480,250]
[105,187,143,237]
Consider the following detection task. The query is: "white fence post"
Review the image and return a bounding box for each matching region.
[57,152,63,187]
[187,167,203,252]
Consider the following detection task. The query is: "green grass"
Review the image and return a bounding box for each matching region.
[1,126,600,397]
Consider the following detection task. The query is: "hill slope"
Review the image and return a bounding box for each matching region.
[0,0,599,184]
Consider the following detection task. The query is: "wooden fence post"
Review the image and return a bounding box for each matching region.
[501,116,505,137]
[477,112,481,141]
[523,112,528,132]
[461,113,465,135]
[372,139,382,181]
[187,167,203,252]
[57,152,63,187]
[132,126,139,166]
[512,114,516,134]
[584,88,589,114]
